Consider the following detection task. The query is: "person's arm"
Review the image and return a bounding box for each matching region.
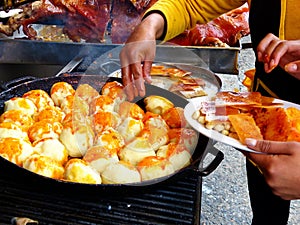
[119,13,165,100]
[244,138,300,200]
[257,33,300,79]
[120,0,246,100]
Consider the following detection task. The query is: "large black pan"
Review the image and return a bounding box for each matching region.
[0,74,223,194]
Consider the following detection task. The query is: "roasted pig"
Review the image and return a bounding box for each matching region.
[168,4,250,47]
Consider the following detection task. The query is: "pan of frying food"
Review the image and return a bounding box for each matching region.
[0,73,224,193]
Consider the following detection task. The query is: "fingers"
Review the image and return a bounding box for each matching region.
[143,60,153,84]
[119,40,156,101]
[245,138,293,155]
[285,61,300,80]
[121,62,151,101]
[121,66,138,101]
[257,33,286,73]
[131,62,146,98]
[285,62,299,73]
[257,33,278,61]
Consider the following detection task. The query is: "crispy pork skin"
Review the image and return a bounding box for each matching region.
[169,4,250,47]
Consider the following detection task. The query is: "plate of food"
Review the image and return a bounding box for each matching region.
[184,92,300,153]
[108,63,221,99]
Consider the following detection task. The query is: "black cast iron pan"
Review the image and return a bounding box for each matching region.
[0,74,223,194]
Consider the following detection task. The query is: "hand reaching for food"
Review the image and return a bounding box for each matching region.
[257,33,300,80]
[119,13,165,101]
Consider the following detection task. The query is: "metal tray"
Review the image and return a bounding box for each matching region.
[0,38,239,82]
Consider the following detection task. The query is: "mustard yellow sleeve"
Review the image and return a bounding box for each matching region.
[144,0,247,41]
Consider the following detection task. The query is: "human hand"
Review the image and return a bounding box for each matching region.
[244,138,300,200]
[119,13,165,100]
[257,33,300,79]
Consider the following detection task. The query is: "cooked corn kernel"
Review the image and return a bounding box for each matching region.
[192,111,200,120]
[213,124,225,132]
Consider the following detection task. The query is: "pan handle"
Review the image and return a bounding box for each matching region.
[191,139,224,177]
[196,147,224,176]
[0,76,37,91]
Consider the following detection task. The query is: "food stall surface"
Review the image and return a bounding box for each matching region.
[0,36,299,225]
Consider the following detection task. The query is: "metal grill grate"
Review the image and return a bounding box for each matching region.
[0,170,202,225]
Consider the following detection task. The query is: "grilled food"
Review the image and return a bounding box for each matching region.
[64,158,102,184]
[33,137,68,165]
[0,137,34,166]
[4,97,37,116]
[228,113,263,145]
[23,89,55,111]
[101,161,141,184]
[50,81,75,107]
[83,145,119,173]
[137,156,175,181]
[59,118,94,157]
[0,122,29,140]
[144,95,174,115]
[156,142,191,171]
[192,91,300,145]
[23,154,65,179]
[0,109,34,131]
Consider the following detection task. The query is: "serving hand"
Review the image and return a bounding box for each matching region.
[257,33,300,79]
[244,138,300,200]
[119,13,165,101]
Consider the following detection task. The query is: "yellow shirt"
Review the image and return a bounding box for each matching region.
[145,0,300,41]
[145,0,247,41]
[280,0,300,40]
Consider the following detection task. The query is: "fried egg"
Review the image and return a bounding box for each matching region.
[64,158,101,184]
[50,81,75,106]
[94,127,125,154]
[33,138,68,165]
[101,161,141,184]
[117,101,145,120]
[61,94,90,117]
[143,112,169,132]
[144,95,174,115]
[23,89,55,111]
[156,143,191,171]
[33,106,65,123]
[75,84,99,105]
[0,122,29,140]
[27,119,63,142]
[118,136,156,166]
[89,95,115,114]
[91,110,121,134]
[117,117,144,143]
[138,127,169,151]
[141,112,169,150]
[4,97,37,116]
[59,120,94,157]
[101,81,126,102]
[0,109,34,131]
[162,107,188,128]
[23,154,65,179]
[0,137,34,166]
[137,156,175,181]
[83,145,119,173]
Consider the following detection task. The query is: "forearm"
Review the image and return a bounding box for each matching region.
[144,0,246,41]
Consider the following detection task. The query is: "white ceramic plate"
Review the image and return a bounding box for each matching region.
[184,98,300,153]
